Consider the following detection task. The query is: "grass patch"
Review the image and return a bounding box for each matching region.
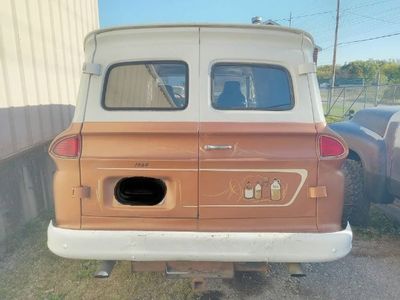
[325,115,344,123]
[1,210,54,257]
[353,206,400,240]
[0,212,195,300]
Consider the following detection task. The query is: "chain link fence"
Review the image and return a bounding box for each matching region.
[321,84,400,119]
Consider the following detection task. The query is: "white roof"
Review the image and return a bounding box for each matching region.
[84,23,314,46]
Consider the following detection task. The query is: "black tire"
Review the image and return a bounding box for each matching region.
[342,159,370,227]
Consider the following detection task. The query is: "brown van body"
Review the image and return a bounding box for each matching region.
[50,121,346,233]
[47,24,352,265]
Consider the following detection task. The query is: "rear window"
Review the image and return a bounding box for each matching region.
[211,63,294,110]
[103,61,188,110]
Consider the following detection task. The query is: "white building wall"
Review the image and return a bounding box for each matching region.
[0,0,99,159]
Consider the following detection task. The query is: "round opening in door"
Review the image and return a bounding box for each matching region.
[114,177,167,206]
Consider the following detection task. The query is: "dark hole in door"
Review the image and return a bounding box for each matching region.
[114,177,167,206]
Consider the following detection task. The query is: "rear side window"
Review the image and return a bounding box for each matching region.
[211,63,294,110]
[103,61,188,110]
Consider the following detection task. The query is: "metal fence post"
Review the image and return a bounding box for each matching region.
[342,87,346,115]
[364,86,367,108]
[327,88,331,113]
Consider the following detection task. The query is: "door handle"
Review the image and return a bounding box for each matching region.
[203,144,233,151]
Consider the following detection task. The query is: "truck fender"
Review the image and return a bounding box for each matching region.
[329,121,387,203]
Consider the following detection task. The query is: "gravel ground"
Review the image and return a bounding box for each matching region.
[202,237,400,300]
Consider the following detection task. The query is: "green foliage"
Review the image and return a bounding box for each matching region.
[341,60,379,83]
[382,62,400,83]
[316,65,333,83]
[317,59,400,85]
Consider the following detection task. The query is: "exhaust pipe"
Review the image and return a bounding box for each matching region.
[287,263,306,277]
[94,260,116,278]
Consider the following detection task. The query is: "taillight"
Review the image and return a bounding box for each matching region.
[51,135,80,158]
[319,135,345,158]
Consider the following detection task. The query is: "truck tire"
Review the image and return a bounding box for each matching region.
[342,159,370,226]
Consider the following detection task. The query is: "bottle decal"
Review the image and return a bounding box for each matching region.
[244,182,254,199]
[270,179,281,201]
[254,182,262,200]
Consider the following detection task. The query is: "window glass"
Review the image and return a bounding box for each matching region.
[104,62,188,110]
[211,64,293,110]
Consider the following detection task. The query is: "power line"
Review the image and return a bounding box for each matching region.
[272,0,396,23]
[323,5,400,42]
[341,0,397,13]
[345,11,399,25]
[338,5,400,29]
[298,2,400,48]
[332,18,400,46]
[302,3,400,34]
[323,32,400,49]
[339,32,400,45]
[274,10,332,22]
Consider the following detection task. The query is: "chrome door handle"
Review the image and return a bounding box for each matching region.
[204,144,233,151]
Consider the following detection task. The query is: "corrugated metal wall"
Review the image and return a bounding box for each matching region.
[0,0,99,160]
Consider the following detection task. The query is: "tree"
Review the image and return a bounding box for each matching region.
[317,60,400,85]
[317,65,341,84]
[381,62,400,84]
[340,60,379,84]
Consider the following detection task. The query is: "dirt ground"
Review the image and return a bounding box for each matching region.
[0,209,399,300]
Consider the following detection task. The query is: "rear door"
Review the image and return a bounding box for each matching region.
[198,28,319,230]
[80,28,199,225]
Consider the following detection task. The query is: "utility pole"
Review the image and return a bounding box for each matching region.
[289,12,292,27]
[329,0,340,110]
[375,70,381,106]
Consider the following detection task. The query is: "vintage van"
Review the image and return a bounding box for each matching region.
[47,24,352,278]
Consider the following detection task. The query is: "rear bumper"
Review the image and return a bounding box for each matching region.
[47,221,352,263]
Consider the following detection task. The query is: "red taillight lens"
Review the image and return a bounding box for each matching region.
[319,135,345,158]
[51,135,80,158]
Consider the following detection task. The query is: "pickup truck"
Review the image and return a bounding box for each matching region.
[330,107,400,225]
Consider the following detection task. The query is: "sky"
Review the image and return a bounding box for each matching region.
[98,0,400,66]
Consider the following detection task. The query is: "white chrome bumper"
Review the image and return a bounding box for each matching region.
[47,221,352,263]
